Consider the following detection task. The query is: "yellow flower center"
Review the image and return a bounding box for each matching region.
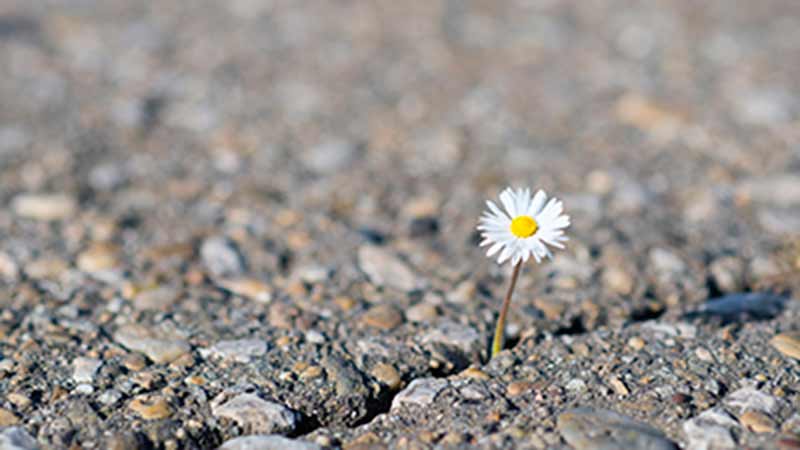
[510,215,538,238]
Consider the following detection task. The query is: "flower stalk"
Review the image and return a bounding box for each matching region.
[491,260,522,357]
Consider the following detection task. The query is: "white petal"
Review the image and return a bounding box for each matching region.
[527,190,547,216]
[499,188,517,217]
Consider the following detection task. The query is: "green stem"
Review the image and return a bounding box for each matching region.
[491,261,522,358]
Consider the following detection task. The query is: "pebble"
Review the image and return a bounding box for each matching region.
[649,248,686,274]
[602,267,634,295]
[301,138,357,174]
[739,410,776,433]
[725,387,780,414]
[694,293,786,319]
[421,322,481,356]
[370,363,402,391]
[0,252,19,281]
[128,395,173,420]
[200,339,267,363]
[212,393,298,435]
[113,324,191,364]
[12,193,76,221]
[557,408,677,450]
[76,242,121,272]
[357,245,418,291]
[391,378,448,410]
[72,357,102,384]
[405,302,438,323]
[0,408,19,426]
[219,435,321,450]
[304,330,326,344]
[361,304,404,330]
[217,278,272,303]
[770,333,800,360]
[132,286,181,310]
[201,236,246,278]
[506,381,533,397]
[24,258,69,279]
[682,408,738,450]
[736,175,800,207]
[709,256,744,293]
[627,336,646,350]
[0,427,38,450]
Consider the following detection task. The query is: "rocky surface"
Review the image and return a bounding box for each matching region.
[0,0,799,448]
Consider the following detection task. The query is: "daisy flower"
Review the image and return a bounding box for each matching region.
[477,186,570,358]
[478,187,570,266]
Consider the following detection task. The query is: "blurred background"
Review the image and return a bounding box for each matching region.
[0,0,799,448]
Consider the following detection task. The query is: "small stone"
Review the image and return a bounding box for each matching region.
[409,216,439,237]
[122,354,148,371]
[695,347,714,362]
[405,302,438,323]
[739,410,776,433]
[586,170,614,194]
[459,367,490,380]
[114,324,191,364]
[24,258,69,279]
[558,408,677,450]
[12,193,76,221]
[777,437,800,450]
[73,383,94,395]
[709,257,744,293]
[200,339,267,363]
[649,248,686,274]
[0,408,19,426]
[217,278,272,303]
[201,236,246,277]
[371,363,401,390]
[609,376,630,396]
[628,337,646,350]
[296,264,329,284]
[683,408,738,450]
[304,330,326,344]
[602,267,634,295]
[422,322,481,356]
[76,243,121,272]
[132,286,181,310]
[361,304,404,330]
[299,366,323,380]
[694,293,786,319]
[212,393,298,435]
[129,395,172,420]
[6,394,29,410]
[73,357,102,384]
[447,280,476,304]
[0,427,38,450]
[725,387,780,414]
[736,175,800,207]
[771,333,800,360]
[301,138,356,174]
[219,435,321,450]
[357,245,418,291]
[0,252,19,281]
[391,378,448,410]
[506,381,533,397]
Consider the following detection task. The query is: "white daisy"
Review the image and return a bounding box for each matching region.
[478,187,570,266]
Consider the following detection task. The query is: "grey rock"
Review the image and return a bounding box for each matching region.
[357,245,418,291]
[132,286,181,310]
[649,248,686,274]
[725,387,780,414]
[738,174,800,207]
[690,293,786,320]
[200,339,267,363]
[0,427,39,450]
[113,324,191,364]
[301,138,357,174]
[219,435,321,450]
[212,393,298,435]
[421,321,481,356]
[201,236,246,278]
[72,357,102,384]
[557,408,677,450]
[391,378,448,410]
[682,408,738,450]
[756,207,800,235]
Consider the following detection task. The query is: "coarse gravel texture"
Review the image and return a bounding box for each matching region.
[0,0,799,449]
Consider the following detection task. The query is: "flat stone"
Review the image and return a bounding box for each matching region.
[737,175,800,207]
[771,333,800,360]
[739,410,776,433]
[422,321,481,355]
[217,278,272,303]
[557,408,677,450]
[682,409,737,450]
[361,304,404,330]
[128,395,173,420]
[12,193,76,221]
[201,236,246,278]
[200,339,267,363]
[0,427,38,450]
[212,393,298,435]
[357,245,418,291]
[72,357,102,384]
[725,387,780,414]
[0,408,19,426]
[649,248,686,274]
[132,286,181,310]
[219,435,321,450]
[406,302,438,323]
[76,242,121,272]
[301,138,357,174]
[391,378,448,410]
[113,324,191,364]
[370,363,402,390]
[693,293,786,319]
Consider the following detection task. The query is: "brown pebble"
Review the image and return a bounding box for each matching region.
[507,381,533,397]
[740,410,776,433]
[771,333,800,360]
[76,242,121,272]
[361,304,404,330]
[300,365,324,380]
[672,393,691,405]
[627,337,646,350]
[371,363,402,390]
[334,296,357,311]
[129,395,172,420]
[777,436,800,450]
[123,354,148,372]
[0,408,19,426]
[609,376,629,396]
[459,367,490,380]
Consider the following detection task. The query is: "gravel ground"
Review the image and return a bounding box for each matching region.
[0,0,799,449]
